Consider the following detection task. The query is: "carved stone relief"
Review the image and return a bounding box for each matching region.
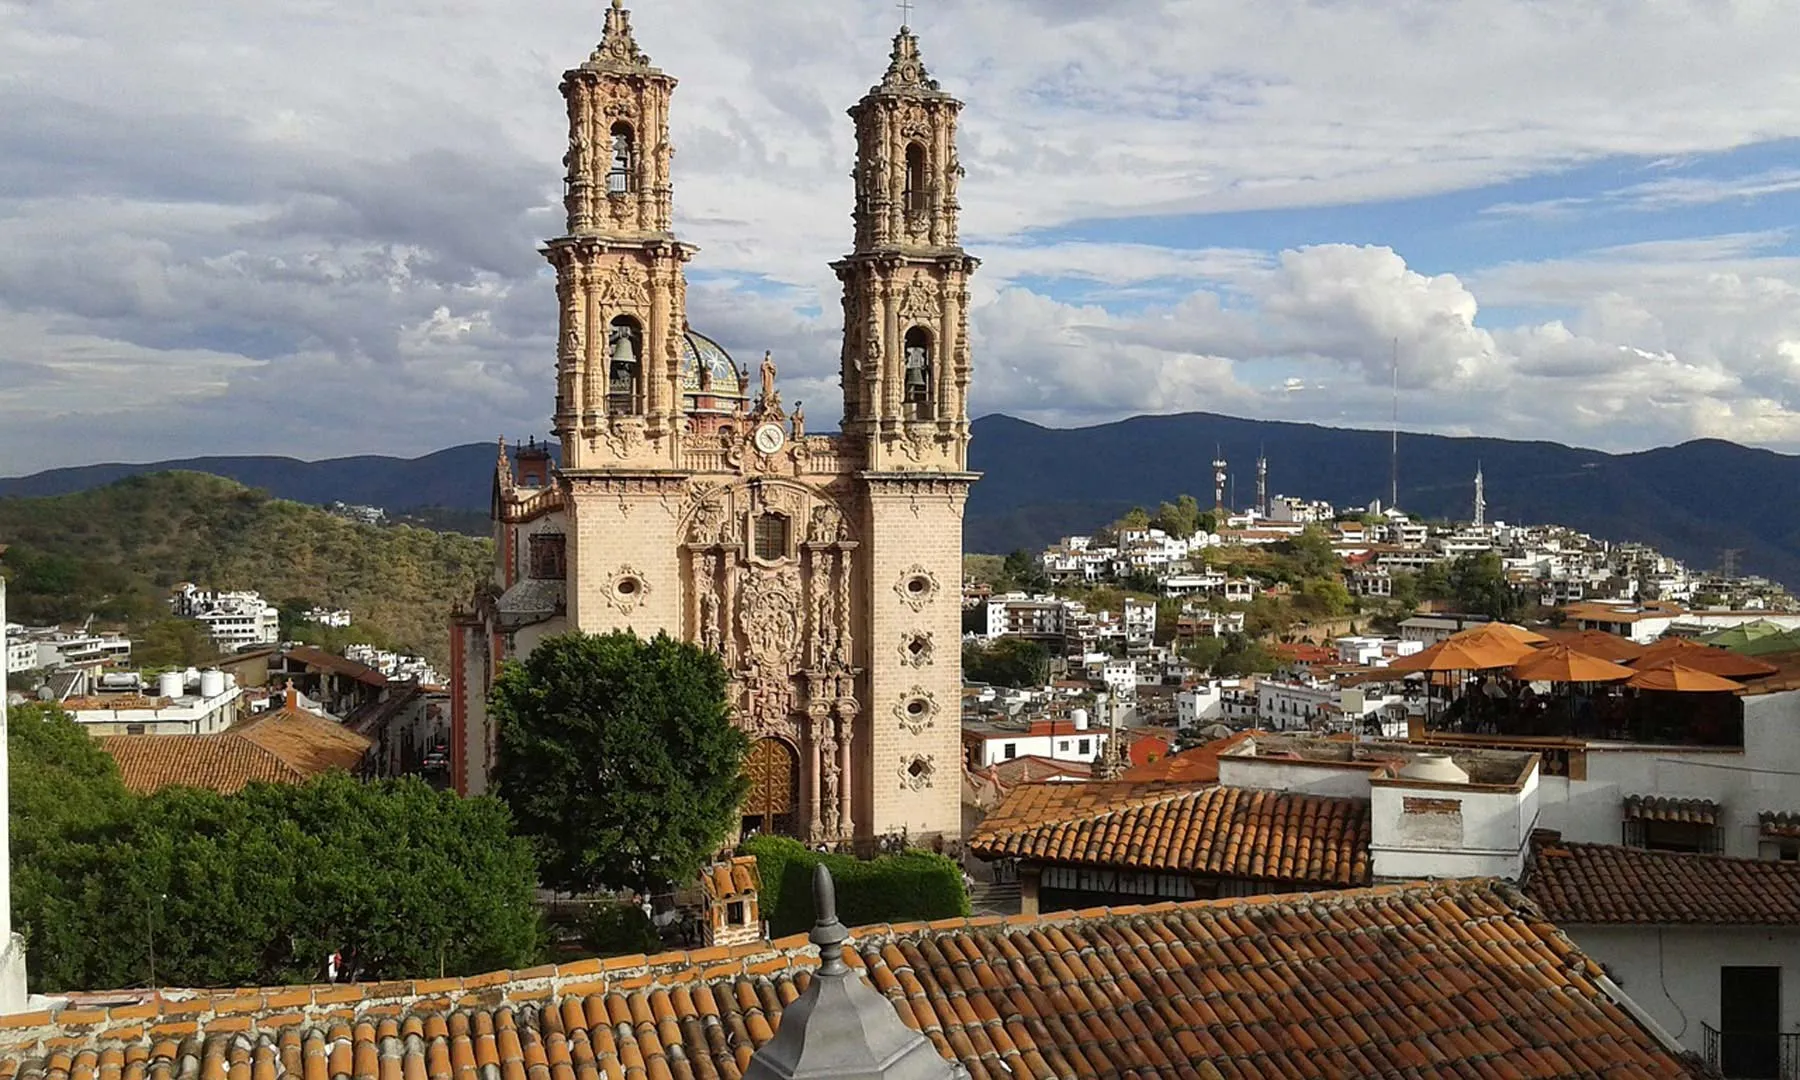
[736,565,802,736]
[603,565,651,615]
[893,688,939,735]
[808,502,847,543]
[898,754,935,791]
[898,631,934,668]
[894,565,940,611]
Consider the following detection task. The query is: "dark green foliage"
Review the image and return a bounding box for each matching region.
[1181,632,1278,677]
[1150,494,1206,539]
[492,631,750,894]
[132,617,222,670]
[577,902,661,958]
[0,472,489,668]
[1422,552,1523,620]
[962,637,1050,689]
[741,836,969,937]
[9,706,541,992]
[1000,549,1050,593]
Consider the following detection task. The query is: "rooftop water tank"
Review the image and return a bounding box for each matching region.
[158,671,184,700]
[1071,708,1090,731]
[1398,752,1470,785]
[199,669,226,698]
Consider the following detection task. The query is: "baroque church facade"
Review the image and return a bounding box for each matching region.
[450,0,976,846]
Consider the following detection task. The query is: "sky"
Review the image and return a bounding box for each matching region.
[5,0,1800,474]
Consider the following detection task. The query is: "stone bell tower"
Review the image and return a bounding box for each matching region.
[834,26,977,472]
[547,0,692,472]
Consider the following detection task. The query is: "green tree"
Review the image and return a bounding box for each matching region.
[1278,525,1340,581]
[492,631,750,894]
[1151,495,1205,539]
[133,616,221,670]
[1118,507,1152,532]
[1446,552,1521,620]
[963,638,1051,688]
[1389,571,1421,613]
[1181,637,1226,673]
[1295,577,1352,619]
[1000,549,1050,593]
[9,707,541,992]
[1244,594,1296,638]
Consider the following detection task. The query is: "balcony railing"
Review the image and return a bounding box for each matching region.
[1704,1022,1800,1079]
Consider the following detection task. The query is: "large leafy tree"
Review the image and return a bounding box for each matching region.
[492,631,749,894]
[10,707,540,992]
[963,637,1051,689]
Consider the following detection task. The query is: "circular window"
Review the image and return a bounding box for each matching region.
[906,698,928,717]
[616,577,640,596]
[906,576,930,595]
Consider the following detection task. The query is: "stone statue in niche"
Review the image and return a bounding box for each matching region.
[808,503,845,544]
[790,402,805,439]
[697,553,723,655]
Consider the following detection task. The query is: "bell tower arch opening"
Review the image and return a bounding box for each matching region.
[608,121,635,195]
[904,142,928,214]
[902,325,934,420]
[607,314,644,415]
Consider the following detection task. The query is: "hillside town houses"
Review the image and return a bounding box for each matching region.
[169,583,282,649]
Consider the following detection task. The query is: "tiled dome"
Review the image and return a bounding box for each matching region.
[681,330,743,397]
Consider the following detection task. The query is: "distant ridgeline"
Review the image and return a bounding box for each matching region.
[3,414,1797,586]
[0,472,489,666]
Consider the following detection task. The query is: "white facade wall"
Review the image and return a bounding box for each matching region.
[971,729,1106,767]
[1368,771,1539,881]
[1567,925,1800,1062]
[1216,758,1381,800]
[67,685,244,736]
[1531,691,1800,858]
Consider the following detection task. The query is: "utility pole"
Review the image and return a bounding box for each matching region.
[1390,338,1399,512]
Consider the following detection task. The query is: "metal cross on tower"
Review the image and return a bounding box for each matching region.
[897,0,914,27]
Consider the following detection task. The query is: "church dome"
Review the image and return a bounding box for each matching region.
[681,330,744,399]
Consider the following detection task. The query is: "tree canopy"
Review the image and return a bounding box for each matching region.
[963,637,1051,689]
[492,631,750,894]
[9,704,540,993]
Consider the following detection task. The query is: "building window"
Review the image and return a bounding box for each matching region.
[1624,819,1721,854]
[726,900,746,925]
[903,326,934,420]
[1079,738,1091,755]
[1002,742,1017,760]
[608,122,634,195]
[904,142,928,213]
[527,533,567,580]
[607,315,643,415]
[1057,740,1069,752]
[754,512,791,561]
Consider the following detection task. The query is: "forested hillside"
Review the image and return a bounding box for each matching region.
[0,472,489,666]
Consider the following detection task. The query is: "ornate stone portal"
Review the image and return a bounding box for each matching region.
[683,473,860,841]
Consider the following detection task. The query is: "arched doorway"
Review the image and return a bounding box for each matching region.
[742,737,798,838]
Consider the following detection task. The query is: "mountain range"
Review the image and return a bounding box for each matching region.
[5,412,1797,587]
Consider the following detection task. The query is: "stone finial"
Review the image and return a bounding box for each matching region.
[741,865,967,1080]
[586,0,652,70]
[875,26,942,95]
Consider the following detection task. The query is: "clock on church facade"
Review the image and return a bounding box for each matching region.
[450,0,977,848]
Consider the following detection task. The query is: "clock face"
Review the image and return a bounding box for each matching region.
[753,423,786,455]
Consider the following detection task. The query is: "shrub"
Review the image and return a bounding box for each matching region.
[578,902,661,958]
[742,835,969,937]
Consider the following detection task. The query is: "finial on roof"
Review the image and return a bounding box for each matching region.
[586,0,651,70]
[741,865,967,1080]
[876,23,941,95]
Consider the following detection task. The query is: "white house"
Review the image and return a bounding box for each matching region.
[64,669,246,736]
[169,584,281,649]
[1524,836,1800,1075]
[962,712,1110,768]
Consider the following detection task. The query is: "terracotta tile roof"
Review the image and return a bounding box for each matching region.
[968,781,1372,887]
[99,703,370,796]
[1120,730,1258,784]
[989,755,1093,787]
[280,645,388,687]
[234,706,372,776]
[1761,811,1800,840]
[1526,837,1800,925]
[701,856,761,902]
[0,880,1699,1080]
[1622,794,1718,825]
[100,735,306,795]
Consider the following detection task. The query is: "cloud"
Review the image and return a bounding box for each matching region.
[4,0,1800,471]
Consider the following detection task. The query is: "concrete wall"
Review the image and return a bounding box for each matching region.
[1530,692,1800,857]
[1570,925,1800,1058]
[1369,771,1537,880]
[1217,758,1376,799]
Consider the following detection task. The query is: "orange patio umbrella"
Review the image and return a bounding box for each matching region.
[1546,628,1644,663]
[1388,636,1525,673]
[1450,622,1550,648]
[1632,637,1778,679]
[1625,662,1747,694]
[1512,644,1634,684]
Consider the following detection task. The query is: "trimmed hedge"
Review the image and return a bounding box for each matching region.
[741,835,970,937]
